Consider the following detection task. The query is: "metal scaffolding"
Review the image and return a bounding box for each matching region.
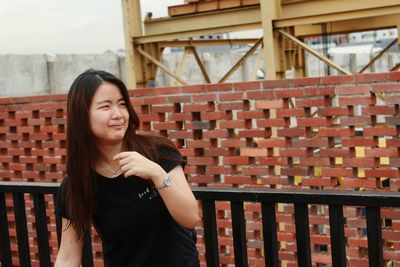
[121,0,400,88]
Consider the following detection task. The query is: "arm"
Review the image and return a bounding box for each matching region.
[154,165,200,228]
[114,151,200,228]
[54,218,83,267]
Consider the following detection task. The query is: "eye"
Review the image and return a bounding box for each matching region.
[99,105,110,109]
[119,102,126,106]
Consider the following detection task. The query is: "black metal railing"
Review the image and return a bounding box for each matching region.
[1,182,400,267]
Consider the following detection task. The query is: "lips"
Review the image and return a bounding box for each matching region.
[110,123,125,129]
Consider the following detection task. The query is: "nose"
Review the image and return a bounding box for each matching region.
[111,106,123,119]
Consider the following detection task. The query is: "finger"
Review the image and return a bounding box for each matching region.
[113,152,131,161]
[118,156,133,167]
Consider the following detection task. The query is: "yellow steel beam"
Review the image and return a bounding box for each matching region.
[294,14,400,37]
[139,0,400,44]
[189,47,211,83]
[121,0,143,88]
[136,47,189,86]
[159,39,259,48]
[141,6,260,42]
[278,29,352,75]
[218,37,263,83]
[358,38,398,73]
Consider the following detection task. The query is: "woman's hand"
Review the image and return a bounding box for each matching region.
[113,151,165,182]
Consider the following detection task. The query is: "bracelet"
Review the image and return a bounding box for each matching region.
[155,175,172,190]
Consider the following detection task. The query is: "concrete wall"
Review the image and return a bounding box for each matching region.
[0,51,399,97]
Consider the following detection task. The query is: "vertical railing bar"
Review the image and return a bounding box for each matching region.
[261,202,279,267]
[294,203,312,267]
[52,193,62,247]
[33,193,52,267]
[202,200,220,267]
[366,206,383,267]
[329,204,346,267]
[82,231,94,267]
[13,192,31,267]
[0,192,12,267]
[231,201,248,267]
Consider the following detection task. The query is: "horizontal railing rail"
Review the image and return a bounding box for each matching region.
[1,182,400,267]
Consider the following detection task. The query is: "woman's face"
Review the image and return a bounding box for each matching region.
[89,82,129,145]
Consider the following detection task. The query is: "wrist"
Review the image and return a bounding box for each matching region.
[152,167,167,186]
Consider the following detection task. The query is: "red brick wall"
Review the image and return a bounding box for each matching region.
[1,72,400,266]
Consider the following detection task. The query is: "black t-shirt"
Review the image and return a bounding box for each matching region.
[56,147,199,267]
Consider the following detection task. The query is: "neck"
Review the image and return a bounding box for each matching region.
[97,142,124,166]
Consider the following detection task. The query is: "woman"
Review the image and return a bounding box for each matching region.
[55,69,200,267]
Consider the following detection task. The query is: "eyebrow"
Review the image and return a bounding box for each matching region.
[96,98,125,105]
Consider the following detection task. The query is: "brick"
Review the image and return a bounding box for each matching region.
[364,126,398,136]
[238,129,270,138]
[336,85,370,95]
[192,93,217,102]
[355,73,388,83]
[291,77,321,86]
[307,87,336,96]
[296,98,329,108]
[258,138,288,148]
[233,81,261,91]
[242,167,269,176]
[152,122,181,130]
[364,148,398,157]
[218,101,248,111]
[218,92,245,101]
[186,157,216,165]
[318,128,354,137]
[224,175,255,184]
[362,106,395,115]
[201,111,230,121]
[276,108,306,118]
[321,167,352,177]
[240,148,269,157]
[237,110,265,120]
[372,83,400,93]
[340,117,373,126]
[202,130,229,138]
[246,91,274,99]
[221,139,246,147]
[302,177,337,187]
[364,169,398,178]
[206,166,231,174]
[281,167,310,176]
[154,86,182,95]
[206,83,233,92]
[181,84,206,94]
[129,88,156,97]
[386,116,400,126]
[342,158,377,168]
[341,137,376,147]
[183,103,214,112]
[263,79,291,89]
[280,148,308,157]
[274,89,306,98]
[342,178,378,189]
[320,75,354,85]
[223,156,251,165]
[166,95,192,103]
[219,120,249,129]
[278,128,307,137]
[320,148,351,157]
[168,113,191,121]
[297,118,331,127]
[339,96,375,106]
[185,121,210,130]
[387,138,400,147]
[298,138,329,147]
[186,140,213,148]
[300,157,330,166]
[255,100,287,109]
[318,107,351,116]
[388,71,400,81]
[257,118,288,127]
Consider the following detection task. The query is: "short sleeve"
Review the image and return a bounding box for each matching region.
[55,176,69,219]
[158,146,186,173]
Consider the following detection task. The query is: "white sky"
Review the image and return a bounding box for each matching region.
[0,0,183,54]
